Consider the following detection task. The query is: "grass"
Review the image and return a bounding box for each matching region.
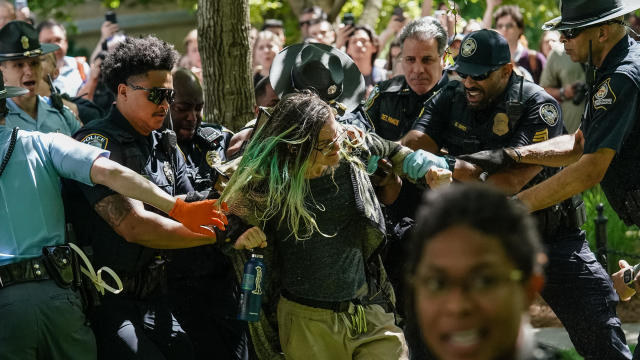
[581,185,640,273]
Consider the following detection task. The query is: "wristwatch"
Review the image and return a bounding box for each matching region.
[559,87,566,101]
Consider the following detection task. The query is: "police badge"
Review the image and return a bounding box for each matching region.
[492,113,509,136]
[80,133,109,149]
[461,38,477,57]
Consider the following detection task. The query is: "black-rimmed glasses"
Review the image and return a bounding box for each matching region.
[315,129,348,155]
[127,83,175,105]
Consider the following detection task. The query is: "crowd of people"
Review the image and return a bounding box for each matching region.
[3,0,640,359]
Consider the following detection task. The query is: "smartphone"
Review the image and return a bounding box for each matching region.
[105,11,117,24]
[623,263,640,285]
[392,6,405,21]
[342,12,355,26]
[14,0,27,10]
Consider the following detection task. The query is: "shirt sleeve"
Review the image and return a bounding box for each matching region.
[411,88,449,149]
[42,132,110,186]
[71,129,120,206]
[583,73,639,154]
[506,91,564,148]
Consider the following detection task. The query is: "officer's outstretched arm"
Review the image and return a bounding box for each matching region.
[517,148,614,211]
[486,164,543,195]
[93,193,218,249]
[506,130,584,168]
[399,129,439,153]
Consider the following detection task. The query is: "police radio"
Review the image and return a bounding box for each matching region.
[506,75,524,121]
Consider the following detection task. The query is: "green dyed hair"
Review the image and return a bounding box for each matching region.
[221,91,335,240]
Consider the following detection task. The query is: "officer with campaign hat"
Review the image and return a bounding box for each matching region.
[0,20,80,135]
[401,28,633,359]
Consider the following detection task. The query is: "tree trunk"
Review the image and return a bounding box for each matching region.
[198,0,254,131]
[358,0,383,29]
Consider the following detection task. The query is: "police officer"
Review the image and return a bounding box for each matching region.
[165,67,249,360]
[402,29,632,360]
[168,67,232,192]
[0,71,226,359]
[365,16,448,142]
[63,36,221,359]
[0,21,80,135]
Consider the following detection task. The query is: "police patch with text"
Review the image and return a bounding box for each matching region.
[593,78,616,110]
[80,133,108,149]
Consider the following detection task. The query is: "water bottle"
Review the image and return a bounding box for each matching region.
[237,252,265,322]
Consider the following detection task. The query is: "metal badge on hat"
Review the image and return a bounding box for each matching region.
[20,36,29,50]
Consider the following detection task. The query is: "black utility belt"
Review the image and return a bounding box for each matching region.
[282,288,391,313]
[0,245,76,290]
[0,256,51,289]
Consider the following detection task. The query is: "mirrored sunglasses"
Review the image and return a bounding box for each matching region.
[127,83,175,105]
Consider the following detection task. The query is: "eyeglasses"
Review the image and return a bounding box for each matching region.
[413,269,523,300]
[315,129,348,155]
[127,83,175,105]
[456,67,499,82]
[560,20,627,40]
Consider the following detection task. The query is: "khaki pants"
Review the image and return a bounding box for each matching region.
[277,296,408,360]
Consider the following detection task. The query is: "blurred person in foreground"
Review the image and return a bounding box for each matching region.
[406,183,559,360]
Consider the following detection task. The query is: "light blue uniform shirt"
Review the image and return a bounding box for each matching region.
[4,96,81,136]
[0,128,109,266]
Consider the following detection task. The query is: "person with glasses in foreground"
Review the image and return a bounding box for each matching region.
[401,28,632,359]
[406,183,560,360]
[219,90,451,359]
[62,35,231,359]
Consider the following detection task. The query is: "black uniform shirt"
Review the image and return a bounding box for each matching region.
[365,74,448,141]
[63,106,193,275]
[581,35,640,218]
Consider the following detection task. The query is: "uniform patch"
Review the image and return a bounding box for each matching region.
[80,133,108,149]
[461,38,477,57]
[532,128,549,143]
[593,78,616,110]
[381,113,399,126]
[492,113,509,136]
[205,150,221,169]
[539,103,559,126]
[364,86,380,110]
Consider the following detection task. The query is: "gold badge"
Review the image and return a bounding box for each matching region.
[20,36,29,50]
[327,85,337,96]
[492,112,509,136]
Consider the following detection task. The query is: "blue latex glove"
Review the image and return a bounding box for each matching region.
[366,155,381,174]
[403,150,449,179]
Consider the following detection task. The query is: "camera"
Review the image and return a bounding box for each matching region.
[623,263,640,285]
[342,12,355,26]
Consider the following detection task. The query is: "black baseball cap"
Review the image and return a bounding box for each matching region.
[451,30,510,76]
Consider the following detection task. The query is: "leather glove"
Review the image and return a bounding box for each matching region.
[169,198,229,236]
[402,150,449,179]
[457,148,515,175]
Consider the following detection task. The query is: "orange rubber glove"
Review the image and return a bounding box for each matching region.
[169,198,229,236]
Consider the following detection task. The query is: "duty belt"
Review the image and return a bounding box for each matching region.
[0,257,50,289]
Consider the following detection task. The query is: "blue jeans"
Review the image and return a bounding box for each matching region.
[541,231,631,360]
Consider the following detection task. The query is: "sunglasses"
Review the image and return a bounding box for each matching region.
[456,67,499,81]
[127,83,175,105]
[560,20,627,40]
[315,129,348,155]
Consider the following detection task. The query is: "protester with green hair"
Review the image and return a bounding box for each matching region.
[220,90,450,359]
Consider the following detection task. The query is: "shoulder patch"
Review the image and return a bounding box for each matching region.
[80,133,108,149]
[539,103,559,126]
[593,77,616,110]
[364,86,380,111]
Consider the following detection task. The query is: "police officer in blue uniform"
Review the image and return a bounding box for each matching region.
[402,29,632,360]
[365,17,449,142]
[0,21,80,135]
[63,36,220,360]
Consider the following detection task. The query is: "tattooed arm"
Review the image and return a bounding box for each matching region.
[94,194,216,249]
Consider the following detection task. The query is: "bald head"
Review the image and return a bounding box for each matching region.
[170,68,204,143]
